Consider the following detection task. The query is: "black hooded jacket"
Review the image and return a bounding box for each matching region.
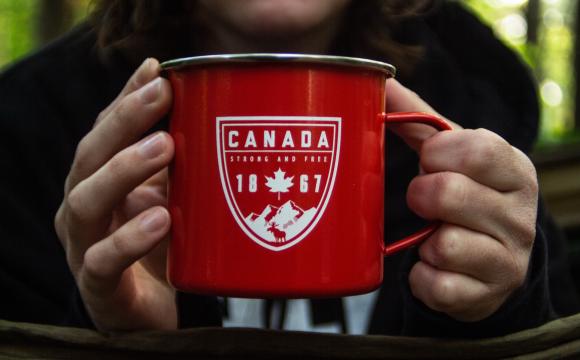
[0,2,577,337]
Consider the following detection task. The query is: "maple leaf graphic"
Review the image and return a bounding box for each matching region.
[265,168,294,201]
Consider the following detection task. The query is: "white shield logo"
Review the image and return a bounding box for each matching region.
[216,116,342,251]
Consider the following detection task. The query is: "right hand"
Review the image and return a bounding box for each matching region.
[54,58,177,331]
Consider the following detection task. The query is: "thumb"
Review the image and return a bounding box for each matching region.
[386,79,460,151]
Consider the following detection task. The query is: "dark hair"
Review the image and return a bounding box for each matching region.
[91,0,436,75]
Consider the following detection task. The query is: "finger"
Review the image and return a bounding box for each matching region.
[385,79,461,151]
[112,170,168,228]
[417,224,526,287]
[141,168,169,190]
[95,58,160,126]
[409,261,502,321]
[117,171,170,280]
[407,171,535,246]
[386,79,440,114]
[117,176,169,223]
[67,76,172,189]
[139,233,170,282]
[420,128,537,192]
[81,206,170,296]
[66,132,174,248]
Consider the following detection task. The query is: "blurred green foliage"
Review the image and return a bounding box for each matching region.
[464,0,577,145]
[0,0,89,69]
[0,0,578,145]
[0,1,38,68]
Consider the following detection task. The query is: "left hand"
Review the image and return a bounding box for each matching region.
[387,79,538,322]
[54,60,177,331]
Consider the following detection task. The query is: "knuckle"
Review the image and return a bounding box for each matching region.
[516,221,536,247]
[505,205,536,248]
[460,129,501,170]
[419,136,437,162]
[110,232,132,258]
[129,75,143,91]
[103,149,134,183]
[65,187,89,223]
[54,206,67,243]
[71,136,91,174]
[96,109,108,124]
[428,228,461,267]
[522,160,539,195]
[67,252,82,276]
[83,248,109,281]
[432,173,465,217]
[430,276,459,312]
[511,146,539,194]
[407,177,429,216]
[528,171,539,195]
[111,97,135,130]
[106,152,127,179]
[472,129,497,156]
[506,254,528,291]
[475,128,505,148]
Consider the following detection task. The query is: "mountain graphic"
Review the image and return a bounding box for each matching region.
[245,200,317,244]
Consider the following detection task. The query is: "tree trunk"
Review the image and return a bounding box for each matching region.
[575,1,580,129]
[526,0,540,45]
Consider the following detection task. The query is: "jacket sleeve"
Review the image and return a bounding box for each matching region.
[0,62,81,326]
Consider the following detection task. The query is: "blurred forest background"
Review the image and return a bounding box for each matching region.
[1,0,580,146]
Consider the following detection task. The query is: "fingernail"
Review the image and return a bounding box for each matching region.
[141,58,154,71]
[140,208,168,233]
[140,77,161,104]
[138,132,166,158]
[133,58,155,87]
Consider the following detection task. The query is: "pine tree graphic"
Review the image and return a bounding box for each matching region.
[265,168,294,201]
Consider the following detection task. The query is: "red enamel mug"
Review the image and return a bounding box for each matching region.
[162,54,451,298]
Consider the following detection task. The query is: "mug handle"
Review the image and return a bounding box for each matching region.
[378,111,453,256]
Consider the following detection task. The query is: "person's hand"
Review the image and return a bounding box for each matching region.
[387,79,538,321]
[54,58,177,331]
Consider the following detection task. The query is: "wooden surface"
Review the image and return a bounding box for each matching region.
[2,313,580,359]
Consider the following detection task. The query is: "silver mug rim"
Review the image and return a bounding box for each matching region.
[160,53,396,77]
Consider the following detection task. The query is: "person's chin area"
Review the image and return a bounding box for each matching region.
[196,0,351,50]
